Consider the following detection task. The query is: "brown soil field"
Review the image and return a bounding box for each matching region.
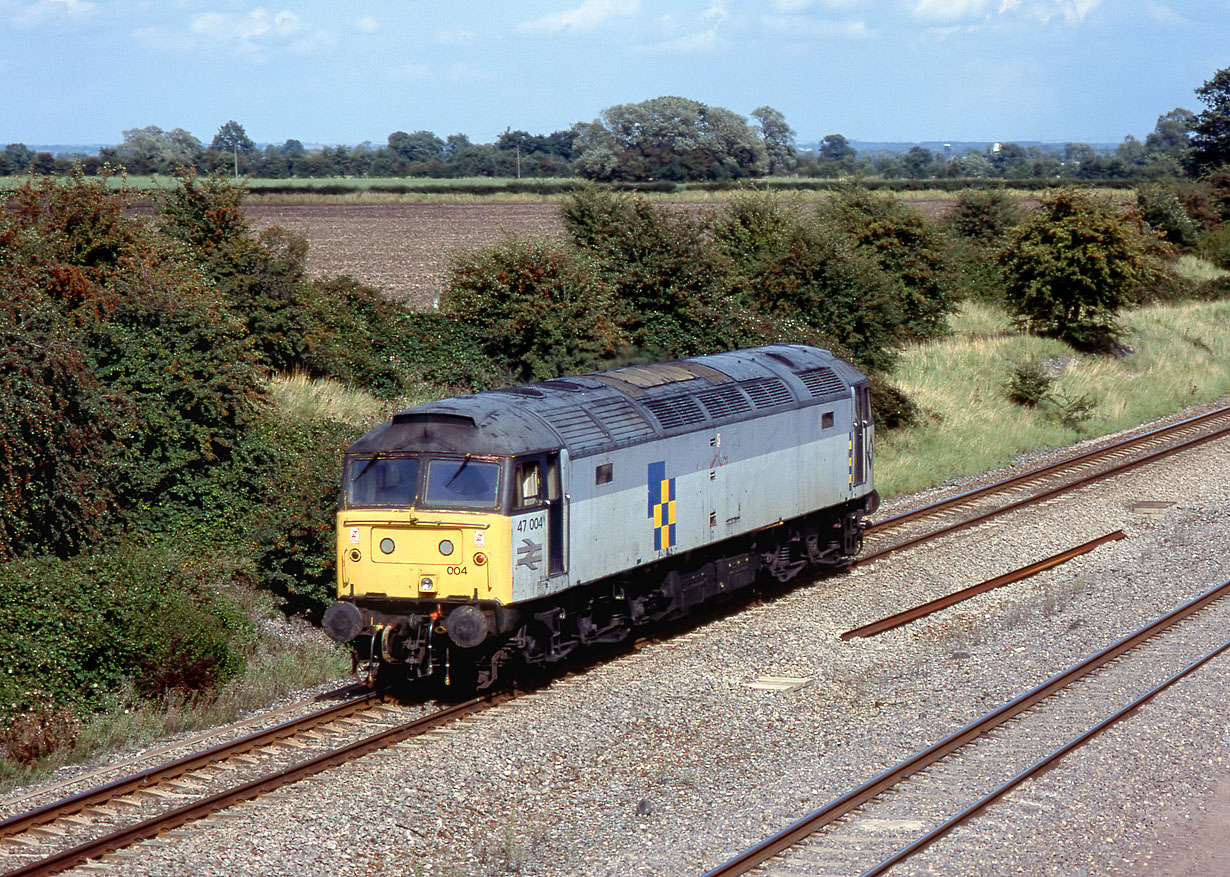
[244,202,566,309]
[244,198,958,310]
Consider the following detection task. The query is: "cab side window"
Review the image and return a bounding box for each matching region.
[515,460,543,509]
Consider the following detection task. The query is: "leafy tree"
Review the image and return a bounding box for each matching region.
[1188,67,1230,175]
[751,106,798,174]
[2,143,34,174]
[388,130,445,163]
[997,188,1150,348]
[573,96,768,182]
[819,134,856,161]
[1145,108,1194,157]
[211,120,255,178]
[902,146,936,179]
[107,125,202,174]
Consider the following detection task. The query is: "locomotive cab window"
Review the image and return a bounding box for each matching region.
[595,463,613,485]
[345,456,420,508]
[822,411,834,429]
[514,455,562,509]
[423,457,500,509]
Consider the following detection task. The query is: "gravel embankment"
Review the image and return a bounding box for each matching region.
[61,412,1230,877]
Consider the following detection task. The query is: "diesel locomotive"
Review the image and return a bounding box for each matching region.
[322,344,878,688]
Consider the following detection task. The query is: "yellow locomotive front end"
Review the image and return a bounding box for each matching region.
[324,451,521,685]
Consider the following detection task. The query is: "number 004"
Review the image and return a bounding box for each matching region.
[446,566,468,576]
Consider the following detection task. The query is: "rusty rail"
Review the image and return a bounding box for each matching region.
[842,531,1126,640]
[702,577,1230,877]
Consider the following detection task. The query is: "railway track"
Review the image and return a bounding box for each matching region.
[0,691,505,877]
[3,405,1225,876]
[705,577,1230,877]
[860,403,1230,562]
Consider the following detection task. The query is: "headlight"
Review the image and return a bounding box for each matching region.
[439,539,454,556]
[379,538,395,554]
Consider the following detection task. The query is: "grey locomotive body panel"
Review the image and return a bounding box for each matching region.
[352,344,874,603]
[562,401,858,589]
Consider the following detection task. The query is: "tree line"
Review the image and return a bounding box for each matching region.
[5,69,1230,182]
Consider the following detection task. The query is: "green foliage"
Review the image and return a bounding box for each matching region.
[1007,361,1055,407]
[240,412,357,616]
[816,186,957,344]
[159,173,308,371]
[0,170,263,557]
[298,275,412,398]
[441,237,631,381]
[946,188,1023,243]
[1196,223,1230,269]
[1136,182,1198,246]
[0,541,254,727]
[997,188,1151,349]
[1187,67,1230,176]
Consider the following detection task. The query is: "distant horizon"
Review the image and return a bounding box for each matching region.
[14,136,1125,158]
[1,2,1220,152]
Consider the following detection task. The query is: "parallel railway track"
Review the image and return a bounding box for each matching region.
[706,577,1230,877]
[0,692,508,877]
[3,405,1226,876]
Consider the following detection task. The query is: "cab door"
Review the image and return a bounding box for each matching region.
[511,453,567,600]
[852,384,872,487]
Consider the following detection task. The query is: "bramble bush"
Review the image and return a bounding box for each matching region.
[0,541,254,745]
[0,170,264,557]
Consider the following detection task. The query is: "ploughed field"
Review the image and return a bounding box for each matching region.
[243,198,957,309]
[244,202,566,309]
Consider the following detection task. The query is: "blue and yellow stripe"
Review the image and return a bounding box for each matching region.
[647,460,676,551]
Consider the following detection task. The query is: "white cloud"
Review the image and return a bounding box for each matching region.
[12,0,97,28]
[635,26,722,54]
[434,28,475,46]
[174,8,332,62]
[518,0,640,35]
[390,62,429,81]
[914,0,991,21]
[998,0,1103,23]
[355,16,380,34]
[761,14,873,39]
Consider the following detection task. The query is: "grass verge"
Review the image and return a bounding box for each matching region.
[876,298,1230,497]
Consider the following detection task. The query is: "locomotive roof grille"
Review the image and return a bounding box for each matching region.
[796,366,847,399]
[740,377,793,409]
[355,345,865,459]
[642,395,707,430]
[696,385,752,419]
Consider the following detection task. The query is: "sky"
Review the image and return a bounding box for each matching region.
[1,0,1227,149]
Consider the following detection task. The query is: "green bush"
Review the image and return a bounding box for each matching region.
[816,185,958,343]
[1196,223,1230,269]
[299,275,413,398]
[945,188,1024,244]
[997,188,1151,349]
[0,170,264,557]
[441,236,632,380]
[159,174,309,372]
[1137,182,1198,247]
[0,541,254,725]
[240,411,357,617]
